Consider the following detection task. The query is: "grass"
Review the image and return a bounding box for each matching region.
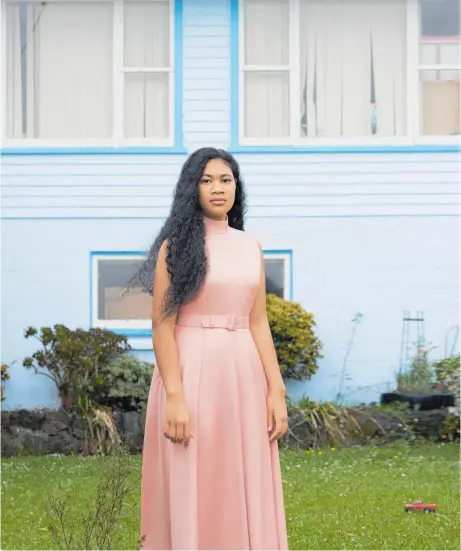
[1,443,459,550]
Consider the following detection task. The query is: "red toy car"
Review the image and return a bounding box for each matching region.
[405,500,436,513]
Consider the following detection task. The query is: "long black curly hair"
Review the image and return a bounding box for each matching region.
[133,147,247,316]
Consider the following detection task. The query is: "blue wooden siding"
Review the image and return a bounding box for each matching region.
[1,0,459,409]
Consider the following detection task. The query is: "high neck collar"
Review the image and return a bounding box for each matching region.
[204,216,228,234]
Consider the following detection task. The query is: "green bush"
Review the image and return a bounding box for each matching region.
[23,325,130,411]
[397,346,435,393]
[266,294,322,380]
[288,396,362,448]
[94,355,154,413]
[1,363,10,402]
[441,413,460,441]
[434,356,460,404]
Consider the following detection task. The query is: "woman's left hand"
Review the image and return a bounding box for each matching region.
[267,388,288,442]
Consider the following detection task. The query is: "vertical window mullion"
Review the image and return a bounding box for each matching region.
[406,0,419,142]
[113,0,123,141]
[2,1,10,140]
[169,0,175,144]
[239,0,246,143]
[283,257,290,301]
[289,0,300,140]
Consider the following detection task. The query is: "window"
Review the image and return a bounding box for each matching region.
[264,252,292,300]
[239,0,460,145]
[419,0,460,136]
[3,0,174,145]
[91,251,292,331]
[91,254,152,330]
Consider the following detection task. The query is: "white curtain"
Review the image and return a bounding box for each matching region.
[6,1,113,139]
[244,0,290,137]
[123,0,170,138]
[299,0,407,137]
[5,0,171,140]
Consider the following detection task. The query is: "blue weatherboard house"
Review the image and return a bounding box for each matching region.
[1,0,459,409]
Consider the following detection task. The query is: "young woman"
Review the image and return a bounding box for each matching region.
[138,147,288,550]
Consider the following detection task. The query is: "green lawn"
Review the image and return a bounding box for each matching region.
[1,443,459,550]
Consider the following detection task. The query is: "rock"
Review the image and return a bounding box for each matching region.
[1,407,148,456]
[121,411,143,453]
[408,408,451,438]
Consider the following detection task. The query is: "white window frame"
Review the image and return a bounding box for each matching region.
[91,251,293,331]
[92,253,151,331]
[263,251,292,301]
[1,0,175,148]
[238,0,460,146]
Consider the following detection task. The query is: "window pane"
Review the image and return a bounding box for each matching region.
[420,69,460,135]
[420,0,460,66]
[97,260,152,321]
[124,0,170,67]
[244,0,289,65]
[6,2,113,139]
[124,73,169,138]
[299,0,406,137]
[244,71,290,137]
[265,259,285,298]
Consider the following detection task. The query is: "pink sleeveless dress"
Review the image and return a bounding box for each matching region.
[140,217,288,550]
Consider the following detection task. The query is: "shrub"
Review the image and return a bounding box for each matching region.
[1,363,10,402]
[46,440,137,549]
[94,355,154,413]
[266,294,322,380]
[288,396,362,448]
[441,412,460,441]
[397,345,435,393]
[434,356,460,404]
[23,325,130,411]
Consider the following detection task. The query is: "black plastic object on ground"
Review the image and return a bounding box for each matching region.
[380,392,455,410]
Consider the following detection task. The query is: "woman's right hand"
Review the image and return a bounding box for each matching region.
[164,392,192,448]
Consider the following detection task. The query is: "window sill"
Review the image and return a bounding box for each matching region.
[0,145,188,156]
[229,144,461,155]
[89,327,153,349]
[110,328,152,338]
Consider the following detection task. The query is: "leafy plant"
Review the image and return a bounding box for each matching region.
[434,356,460,404]
[397,344,435,393]
[1,363,10,402]
[441,413,460,441]
[266,294,322,380]
[46,440,139,549]
[292,396,361,447]
[23,325,130,411]
[94,355,154,413]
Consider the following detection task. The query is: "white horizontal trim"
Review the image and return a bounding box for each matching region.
[414,136,461,146]
[94,253,142,262]
[123,67,173,73]
[5,0,169,2]
[243,65,290,72]
[240,136,416,147]
[2,138,175,148]
[417,65,461,71]
[94,320,151,330]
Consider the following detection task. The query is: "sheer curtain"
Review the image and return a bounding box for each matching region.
[123,0,170,139]
[5,0,171,141]
[6,1,113,139]
[299,0,406,137]
[243,0,290,137]
[419,0,460,135]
